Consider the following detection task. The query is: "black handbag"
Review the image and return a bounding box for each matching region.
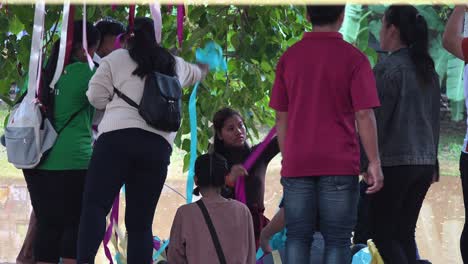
[114,72,182,132]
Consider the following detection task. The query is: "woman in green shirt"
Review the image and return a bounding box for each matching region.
[22,21,100,264]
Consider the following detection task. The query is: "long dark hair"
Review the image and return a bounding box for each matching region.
[193,153,229,196]
[127,17,176,78]
[212,108,248,154]
[43,20,101,91]
[41,21,100,123]
[384,5,435,84]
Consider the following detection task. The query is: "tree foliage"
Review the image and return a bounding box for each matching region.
[0,4,463,171]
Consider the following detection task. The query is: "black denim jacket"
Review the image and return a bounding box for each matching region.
[362,48,440,170]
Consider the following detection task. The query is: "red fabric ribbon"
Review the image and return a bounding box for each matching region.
[129,5,136,33]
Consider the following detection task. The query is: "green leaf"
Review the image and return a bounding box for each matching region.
[340,4,364,44]
[369,20,381,41]
[183,153,190,172]
[368,5,386,15]
[446,54,464,102]
[0,16,9,33]
[9,15,24,35]
[182,138,191,152]
[364,47,378,67]
[415,5,444,32]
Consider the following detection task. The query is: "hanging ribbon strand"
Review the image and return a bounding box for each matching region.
[177,5,184,48]
[129,5,136,32]
[27,0,45,101]
[49,1,71,89]
[186,82,200,204]
[103,197,119,264]
[186,42,227,203]
[82,4,95,70]
[149,0,162,44]
[235,128,277,204]
[64,5,75,67]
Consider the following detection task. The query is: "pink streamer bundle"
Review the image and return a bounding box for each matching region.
[235,127,277,204]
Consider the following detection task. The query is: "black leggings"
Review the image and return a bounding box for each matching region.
[459,152,468,263]
[369,165,434,264]
[77,128,171,264]
[24,169,87,263]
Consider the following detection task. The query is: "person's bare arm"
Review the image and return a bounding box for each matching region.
[275,112,288,154]
[355,109,384,194]
[259,208,285,253]
[442,6,467,60]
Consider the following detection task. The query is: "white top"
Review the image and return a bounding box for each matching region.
[93,53,102,65]
[87,49,205,145]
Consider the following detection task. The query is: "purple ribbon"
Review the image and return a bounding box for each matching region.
[103,196,120,264]
[177,5,184,48]
[235,127,277,204]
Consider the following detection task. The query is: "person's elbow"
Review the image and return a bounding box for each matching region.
[86,90,108,111]
[275,111,288,125]
[355,108,375,122]
[442,30,453,52]
[442,31,464,60]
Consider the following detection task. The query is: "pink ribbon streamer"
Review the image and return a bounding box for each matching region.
[235,127,277,204]
[177,5,184,48]
[82,4,95,70]
[149,0,162,44]
[113,33,123,49]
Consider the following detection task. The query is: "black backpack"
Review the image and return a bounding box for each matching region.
[114,72,182,132]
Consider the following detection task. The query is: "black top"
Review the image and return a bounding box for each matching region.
[217,137,280,211]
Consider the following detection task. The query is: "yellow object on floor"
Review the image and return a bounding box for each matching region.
[368,239,384,264]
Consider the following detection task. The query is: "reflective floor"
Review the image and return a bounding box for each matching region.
[0,166,465,264]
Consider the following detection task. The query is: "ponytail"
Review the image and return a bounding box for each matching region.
[127,17,176,78]
[385,5,435,84]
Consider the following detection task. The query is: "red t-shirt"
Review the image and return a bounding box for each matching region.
[269,32,380,177]
[463,38,468,62]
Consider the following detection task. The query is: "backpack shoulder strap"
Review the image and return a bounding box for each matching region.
[196,199,227,264]
[113,86,139,109]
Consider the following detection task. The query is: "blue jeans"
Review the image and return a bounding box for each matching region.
[282,176,359,264]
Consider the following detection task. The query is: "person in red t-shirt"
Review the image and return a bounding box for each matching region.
[269,5,383,263]
[443,5,468,263]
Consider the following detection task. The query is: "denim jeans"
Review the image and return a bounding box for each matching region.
[281,175,359,264]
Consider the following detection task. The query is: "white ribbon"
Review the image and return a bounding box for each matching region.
[49,0,70,89]
[149,0,162,44]
[82,3,95,70]
[464,12,468,37]
[27,0,46,100]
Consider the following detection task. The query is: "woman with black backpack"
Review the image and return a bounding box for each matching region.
[77,17,208,263]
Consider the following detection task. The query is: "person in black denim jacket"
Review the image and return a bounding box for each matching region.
[361,5,440,264]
